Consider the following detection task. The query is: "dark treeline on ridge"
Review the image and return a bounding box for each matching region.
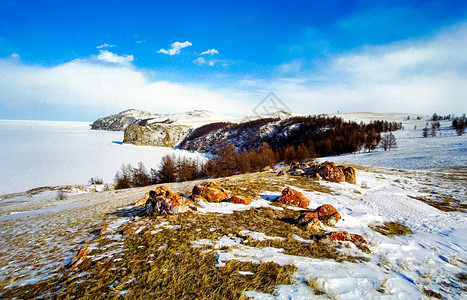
[114,115,402,188]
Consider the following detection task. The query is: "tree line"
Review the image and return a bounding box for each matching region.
[114,115,402,189]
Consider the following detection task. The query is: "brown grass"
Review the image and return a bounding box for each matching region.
[1,202,370,299]
[408,195,467,213]
[370,222,413,236]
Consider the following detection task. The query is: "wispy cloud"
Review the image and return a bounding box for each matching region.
[265,22,467,114]
[10,53,20,59]
[193,57,215,66]
[97,50,134,64]
[96,43,116,49]
[157,41,192,55]
[201,49,219,55]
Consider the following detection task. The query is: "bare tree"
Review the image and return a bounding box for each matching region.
[380,132,397,151]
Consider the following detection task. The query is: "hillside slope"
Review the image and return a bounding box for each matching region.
[0,165,465,299]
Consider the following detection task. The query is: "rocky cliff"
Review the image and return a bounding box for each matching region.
[123,123,193,147]
[91,109,233,131]
[91,109,159,131]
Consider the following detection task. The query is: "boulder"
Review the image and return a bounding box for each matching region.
[261,166,271,172]
[277,170,287,176]
[123,123,192,147]
[319,231,367,246]
[338,166,356,184]
[277,187,310,208]
[315,204,341,226]
[145,186,192,215]
[227,196,252,205]
[192,182,229,203]
[305,162,345,183]
[296,212,322,231]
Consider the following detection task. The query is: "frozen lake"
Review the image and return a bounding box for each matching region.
[0,120,205,195]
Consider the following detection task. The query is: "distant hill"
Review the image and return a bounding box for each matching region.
[91,109,234,131]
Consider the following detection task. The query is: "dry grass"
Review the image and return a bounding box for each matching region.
[217,170,336,201]
[370,222,413,236]
[1,201,370,299]
[407,195,467,213]
[421,288,442,299]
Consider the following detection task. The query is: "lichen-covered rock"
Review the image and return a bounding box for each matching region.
[319,231,367,246]
[338,166,356,184]
[315,204,341,226]
[227,196,252,205]
[296,212,322,231]
[192,182,229,203]
[145,186,192,215]
[123,123,192,147]
[277,187,310,208]
[305,162,346,183]
[261,166,271,172]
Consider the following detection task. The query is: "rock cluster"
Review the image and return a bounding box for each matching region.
[145,185,193,215]
[293,202,366,247]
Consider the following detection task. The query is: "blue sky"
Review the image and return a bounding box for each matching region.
[0,0,466,121]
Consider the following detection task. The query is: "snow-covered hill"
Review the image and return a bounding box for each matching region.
[91,109,234,131]
[319,118,467,170]
[0,167,465,298]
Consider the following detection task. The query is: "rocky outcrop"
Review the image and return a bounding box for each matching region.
[192,182,229,203]
[145,186,193,215]
[277,187,310,208]
[91,109,158,131]
[123,123,192,147]
[305,162,346,183]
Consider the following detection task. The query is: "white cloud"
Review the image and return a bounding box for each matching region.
[96,43,116,49]
[263,22,467,115]
[201,49,219,55]
[193,57,215,66]
[97,50,134,64]
[10,53,20,59]
[0,58,251,117]
[157,41,192,55]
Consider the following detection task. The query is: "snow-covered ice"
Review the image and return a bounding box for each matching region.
[0,119,206,195]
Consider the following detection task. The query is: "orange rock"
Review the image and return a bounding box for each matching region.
[146,186,193,215]
[296,212,322,231]
[277,187,310,208]
[122,226,138,234]
[321,231,367,246]
[77,246,89,259]
[192,182,229,203]
[296,212,319,225]
[228,196,252,205]
[99,225,111,235]
[315,204,341,226]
